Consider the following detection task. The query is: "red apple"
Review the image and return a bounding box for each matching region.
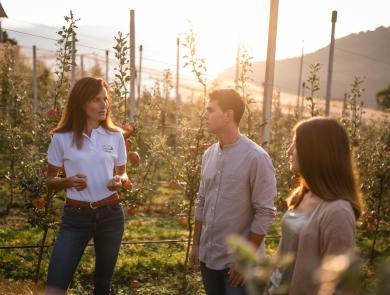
[187,146,198,156]
[179,216,188,226]
[47,108,58,118]
[130,280,139,289]
[33,197,45,208]
[127,208,136,216]
[128,151,141,165]
[168,179,180,189]
[122,122,134,138]
[352,138,360,147]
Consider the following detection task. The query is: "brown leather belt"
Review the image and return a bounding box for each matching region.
[66,193,120,209]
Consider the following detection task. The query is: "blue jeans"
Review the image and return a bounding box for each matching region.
[46,203,124,295]
[200,262,247,295]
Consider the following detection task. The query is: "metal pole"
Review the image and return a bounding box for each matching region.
[296,45,304,114]
[128,9,136,123]
[105,50,109,82]
[32,45,37,105]
[325,10,337,116]
[137,44,143,103]
[261,0,279,150]
[300,81,306,115]
[235,45,240,89]
[175,37,180,127]
[71,32,76,85]
[80,54,84,77]
[342,92,347,116]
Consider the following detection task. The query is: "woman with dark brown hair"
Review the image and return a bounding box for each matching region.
[267,117,362,295]
[45,77,131,295]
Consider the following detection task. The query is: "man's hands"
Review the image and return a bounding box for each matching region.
[188,244,200,271]
[107,175,132,191]
[188,244,244,288]
[228,264,244,288]
[226,232,262,288]
[68,174,87,191]
[189,220,202,271]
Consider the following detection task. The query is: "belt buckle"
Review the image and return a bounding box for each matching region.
[89,201,98,209]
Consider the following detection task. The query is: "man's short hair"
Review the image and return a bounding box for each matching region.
[209,89,245,125]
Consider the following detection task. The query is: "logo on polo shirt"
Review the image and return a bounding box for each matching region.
[102,144,115,154]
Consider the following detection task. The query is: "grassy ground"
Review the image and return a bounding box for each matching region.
[0,202,283,295]
[0,198,387,294]
[0,208,195,294]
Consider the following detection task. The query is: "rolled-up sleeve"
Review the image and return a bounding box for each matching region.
[249,152,277,235]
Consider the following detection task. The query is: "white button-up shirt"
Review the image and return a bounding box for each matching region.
[47,126,127,202]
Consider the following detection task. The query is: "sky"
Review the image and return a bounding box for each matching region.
[1,0,390,78]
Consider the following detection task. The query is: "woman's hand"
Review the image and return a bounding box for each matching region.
[107,175,132,191]
[121,177,132,190]
[108,165,132,191]
[107,175,122,191]
[68,174,88,191]
[46,164,88,191]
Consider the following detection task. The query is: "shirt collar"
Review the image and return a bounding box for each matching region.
[82,125,107,138]
[95,125,107,135]
[218,135,244,151]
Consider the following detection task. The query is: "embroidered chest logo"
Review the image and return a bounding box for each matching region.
[102,144,114,154]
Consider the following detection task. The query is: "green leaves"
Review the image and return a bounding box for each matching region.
[227,235,293,295]
[112,31,131,121]
[182,25,208,94]
[53,11,80,109]
[305,63,322,117]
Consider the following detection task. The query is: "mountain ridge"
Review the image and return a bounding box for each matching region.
[219,26,390,108]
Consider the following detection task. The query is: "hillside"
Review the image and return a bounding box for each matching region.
[220,26,390,108]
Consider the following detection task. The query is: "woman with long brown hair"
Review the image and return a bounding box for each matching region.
[45,77,131,295]
[267,117,362,295]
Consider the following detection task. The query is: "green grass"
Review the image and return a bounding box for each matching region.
[0,203,387,294]
[0,208,205,294]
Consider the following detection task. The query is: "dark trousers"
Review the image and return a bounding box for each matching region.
[46,204,124,295]
[200,262,247,295]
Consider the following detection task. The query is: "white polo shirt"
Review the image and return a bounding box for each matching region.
[47,126,127,202]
